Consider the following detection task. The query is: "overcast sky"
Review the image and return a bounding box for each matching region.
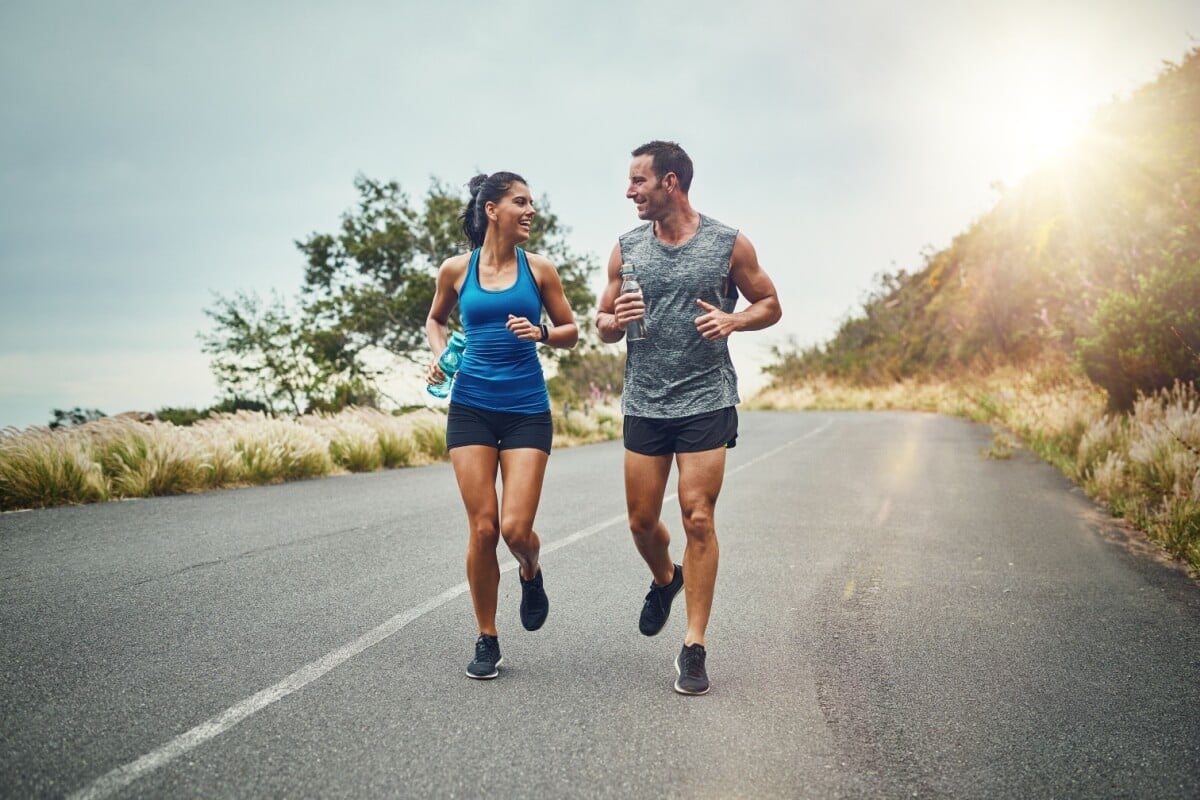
[2,1,1197,429]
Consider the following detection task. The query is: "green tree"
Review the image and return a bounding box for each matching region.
[1076,260,1200,411]
[199,291,366,416]
[48,407,106,429]
[202,175,599,413]
[298,175,598,368]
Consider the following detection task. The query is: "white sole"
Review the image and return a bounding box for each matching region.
[466,656,503,680]
[673,654,710,695]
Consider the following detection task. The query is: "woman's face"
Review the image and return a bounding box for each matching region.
[487,182,535,243]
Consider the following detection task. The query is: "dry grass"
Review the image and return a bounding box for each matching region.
[0,404,620,513]
[752,367,1200,572]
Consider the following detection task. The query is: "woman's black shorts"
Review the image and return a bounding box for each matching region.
[446,402,553,454]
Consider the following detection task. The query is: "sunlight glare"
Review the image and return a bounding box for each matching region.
[999,79,1091,183]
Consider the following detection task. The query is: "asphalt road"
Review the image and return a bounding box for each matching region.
[2,411,1198,799]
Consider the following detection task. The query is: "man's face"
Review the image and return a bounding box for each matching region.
[626,155,667,220]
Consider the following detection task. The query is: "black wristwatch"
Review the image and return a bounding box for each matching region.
[539,323,549,343]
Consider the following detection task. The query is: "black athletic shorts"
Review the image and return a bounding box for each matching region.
[446,402,553,454]
[623,406,738,456]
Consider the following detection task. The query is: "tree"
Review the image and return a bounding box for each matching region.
[48,407,106,429]
[202,175,599,413]
[1076,260,1200,411]
[199,291,367,416]
[298,175,598,368]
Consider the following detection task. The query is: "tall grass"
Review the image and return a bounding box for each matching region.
[0,404,621,513]
[752,367,1200,571]
[1,407,438,511]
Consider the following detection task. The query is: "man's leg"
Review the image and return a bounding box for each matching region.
[624,449,674,585]
[674,447,726,647]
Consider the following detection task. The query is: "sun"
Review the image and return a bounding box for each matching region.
[1003,97,1089,181]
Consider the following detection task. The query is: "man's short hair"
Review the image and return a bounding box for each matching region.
[632,140,693,193]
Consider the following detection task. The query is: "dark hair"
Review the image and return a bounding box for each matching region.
[631,140,693,192]
[460,171,527,248]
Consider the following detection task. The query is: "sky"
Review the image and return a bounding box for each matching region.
[1,0,1197,429]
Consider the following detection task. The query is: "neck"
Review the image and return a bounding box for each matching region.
[653,202,701,246]
[479,235,519,265]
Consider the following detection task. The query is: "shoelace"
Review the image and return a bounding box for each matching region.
[475,637,498,663]
[680,647,705,678]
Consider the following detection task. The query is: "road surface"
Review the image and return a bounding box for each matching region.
[2,411,1198,798]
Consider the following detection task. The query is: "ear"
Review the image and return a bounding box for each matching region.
[663,172,678,193]
[484,200,498,222]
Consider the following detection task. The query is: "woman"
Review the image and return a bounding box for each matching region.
[425,172,579,680]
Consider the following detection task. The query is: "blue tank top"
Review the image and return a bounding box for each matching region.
[451,248,550,413]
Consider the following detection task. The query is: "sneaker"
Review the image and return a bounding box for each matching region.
[520,566,549,631]
[674,642,709,695]
[466,634,503,679]
[639,563,683,636]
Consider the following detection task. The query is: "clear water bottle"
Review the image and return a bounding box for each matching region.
[427,331,467,398]
[619,263,647,341]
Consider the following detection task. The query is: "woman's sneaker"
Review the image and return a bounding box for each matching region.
[520,567,549,631]
[674,642,709,695]
[639,563,683,636]
[466,634,502,679]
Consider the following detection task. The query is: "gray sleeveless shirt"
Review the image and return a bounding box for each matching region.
[618,214,741,418]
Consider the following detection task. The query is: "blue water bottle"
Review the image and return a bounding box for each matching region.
[427,331,467,399]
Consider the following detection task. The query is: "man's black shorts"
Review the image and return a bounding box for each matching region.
[446,402,553,454]
[623,406,738,456]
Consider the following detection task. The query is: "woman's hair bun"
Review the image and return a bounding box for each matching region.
[467,173,488,196]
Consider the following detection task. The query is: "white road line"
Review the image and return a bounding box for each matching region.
[68,417,833,799]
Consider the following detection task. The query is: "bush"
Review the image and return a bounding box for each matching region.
[1076,260,1200,411]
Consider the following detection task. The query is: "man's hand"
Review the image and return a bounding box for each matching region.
[694,299,738,340]
[612,290,646,330]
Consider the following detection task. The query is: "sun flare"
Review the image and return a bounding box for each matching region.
[1003,97,1089,181]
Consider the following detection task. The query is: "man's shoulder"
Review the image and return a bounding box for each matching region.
[700,214,738,237]
[619,222,653,245]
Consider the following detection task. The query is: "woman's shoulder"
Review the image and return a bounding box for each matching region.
[439,251,473,276]
[520,249,557,273]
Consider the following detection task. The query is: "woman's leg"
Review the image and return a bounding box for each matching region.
[450,445,501,635]
[497,448,550,580]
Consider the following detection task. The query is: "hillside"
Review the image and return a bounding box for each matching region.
[768,47,1200,411]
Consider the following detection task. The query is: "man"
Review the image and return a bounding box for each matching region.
[596,141,782,695]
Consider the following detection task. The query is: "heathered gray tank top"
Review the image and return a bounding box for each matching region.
[618,214,741,418]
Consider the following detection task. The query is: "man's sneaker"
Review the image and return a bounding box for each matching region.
[674,642,710,695]
[639,563,683,636]
[466,634,502,679]
[520,566,549,631]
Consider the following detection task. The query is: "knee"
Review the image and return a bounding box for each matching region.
[627,511,660,541]
[681,505,716,539]
[469,517,500,549]
[500,518,535,551]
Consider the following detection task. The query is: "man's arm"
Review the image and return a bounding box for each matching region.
[595,242,644,343]
[694,232,782,340]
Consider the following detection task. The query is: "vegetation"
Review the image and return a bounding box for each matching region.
[201,176,602,415]
[0,405,619,512]
[762,48,1200,570]
[753,367,1200,570]
[768,48,1200,413]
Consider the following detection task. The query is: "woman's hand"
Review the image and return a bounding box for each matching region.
[426,361,447,385]
[506,314,543,342]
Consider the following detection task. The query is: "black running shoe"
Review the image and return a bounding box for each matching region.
[674,642,709,695]
[520,567,549,631]
[466,634,503,679]
[639,563,683,636]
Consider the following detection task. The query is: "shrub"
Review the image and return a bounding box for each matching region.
[0,427,107,509]
[1076,260,1200,412]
